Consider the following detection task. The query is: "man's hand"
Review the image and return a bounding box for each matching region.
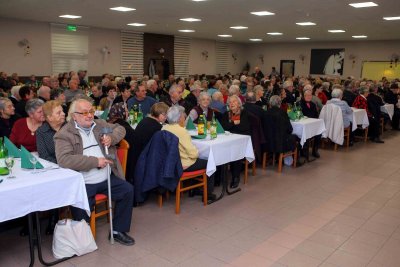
[98,157,113,168]
[101,135,112,147]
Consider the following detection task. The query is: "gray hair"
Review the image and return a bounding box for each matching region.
[331,89,343,99]
[0,97,12,111]
[67,97,93,122]
[25,98,44,114]
[212,91,223,101]
[282,81,293,89]
[254,85,264,94]
[303,84,313,91]
[38,86,50,97]
[198,91,211,102]
[147,79,156,88]
[269,95,282,108]
[359,86,369,95]
[169,84,180,94]
[232,79,240,86]
[303,89,312,96]
[228,85,240,96]
[322,82,330,90]
[227,95,242,107]
[166,105,185,124]
[245,91,257,103]
[11,86,21,97]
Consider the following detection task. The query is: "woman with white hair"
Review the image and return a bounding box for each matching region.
[189,92,214,123]
[0,97,20,137]
[162,106,215,200]
[229,85,245,104]
[216,95,250,188]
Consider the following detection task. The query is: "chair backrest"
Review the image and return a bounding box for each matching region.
[247,111,266,159]
[117,139,129,176]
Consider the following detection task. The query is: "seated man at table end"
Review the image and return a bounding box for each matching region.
[54,98,135,246]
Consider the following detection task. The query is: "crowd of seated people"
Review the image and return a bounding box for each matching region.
[0,68,399,248]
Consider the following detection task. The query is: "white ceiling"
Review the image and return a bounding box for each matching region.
[1,0,400,43]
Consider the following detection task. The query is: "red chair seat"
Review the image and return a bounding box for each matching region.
[95,194,108,201]
[181,169,206,178]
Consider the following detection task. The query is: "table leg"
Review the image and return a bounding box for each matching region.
[28,213,35,267]
[208,163,241,204]
[35,212,75,266]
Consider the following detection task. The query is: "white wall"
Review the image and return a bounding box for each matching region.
[189,38,216,75]
[245,41,400,79]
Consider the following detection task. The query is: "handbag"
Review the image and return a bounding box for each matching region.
[52,219,98,259]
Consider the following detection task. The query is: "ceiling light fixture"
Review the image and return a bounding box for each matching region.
[296,37,310,40]
[230,26,248,30]
[59,15,81,19]
[249,39,262,41]
[383,16,400,20]
[110,7,135,12]
[180,18,201,22]
[328,30,346,33]
[267,32,283,35]
[218,35,232,38]
[127,23,146,27]
[296,22,316,26]
[352,35,367,38]
[349,2,378,8]
[192,0,207,1]
[250,11,275,16]
[179,29,195,32]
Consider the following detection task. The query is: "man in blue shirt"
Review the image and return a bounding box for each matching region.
[127,85,157,116]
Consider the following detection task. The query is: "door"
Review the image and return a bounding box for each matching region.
[280,60,295,78]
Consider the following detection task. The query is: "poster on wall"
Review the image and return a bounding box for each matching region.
[310,49,345,76]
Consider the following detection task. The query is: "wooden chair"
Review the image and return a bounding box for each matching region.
[334,127,351,151]
[243,152,256,184]
[157,169,207,214]
[263,147,298,173]
[355,126,368,143]
[90,139,129,238]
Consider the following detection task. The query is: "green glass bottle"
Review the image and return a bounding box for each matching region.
[0,137,9,176]
[137,104,143,123]
[210,114,217,139]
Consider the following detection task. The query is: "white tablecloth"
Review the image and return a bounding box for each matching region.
[351,108,369,131]
[0,158,90,223]
[381,104,394,120]
[290,118,326,147]
[192,133,255,176]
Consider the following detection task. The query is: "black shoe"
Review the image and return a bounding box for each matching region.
[207,193,217,201]
[230,178,240,189]
[312,151,320,158]
[374,138,384,143]
[109,232,135,246]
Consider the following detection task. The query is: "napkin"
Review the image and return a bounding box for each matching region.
[20,146,44,169]
[287,111,297,121]
[186,116,196,130]
[99,109,109,120]
[216,119,225,134]
[191,134,207,139]
[4,136,21,158]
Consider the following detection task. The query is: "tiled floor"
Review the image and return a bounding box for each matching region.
[2,131,400,266]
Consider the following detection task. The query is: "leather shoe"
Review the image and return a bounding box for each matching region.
[374,138,384,144]
[207,193,217,201]
[230,178,240,189]
[109,232,135,246]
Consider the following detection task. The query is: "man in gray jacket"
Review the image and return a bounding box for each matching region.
[54,98,135,246]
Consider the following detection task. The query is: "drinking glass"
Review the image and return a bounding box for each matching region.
[29,156,38,173]
[5,156,15,178]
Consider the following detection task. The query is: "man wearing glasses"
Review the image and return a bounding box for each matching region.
[54,98,135,246]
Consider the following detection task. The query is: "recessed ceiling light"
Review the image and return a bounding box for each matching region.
[218,35,232,38]
[230,26,248,30]
[180,18,201,22]
[179,29,195,32]
[296,22,316,26]
[349,2,378,8]
[249,39,262,41]
[296,37,310,40]
[352,35,367,38]
[250,11,275,16]
[127,23,146,27]
[383,16,400,20]
[328,30,346,33]
[59,15,81,19]
[110,7,135,12]
[267,32,283,35]
[192,0,207,1]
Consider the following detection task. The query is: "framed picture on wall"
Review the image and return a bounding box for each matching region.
[310,49,345,76]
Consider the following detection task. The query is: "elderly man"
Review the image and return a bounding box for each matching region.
[384,83,400,130]
[9,85,21,106]
[243,91,265,119]
[42,76,51,87]
[210,91,227,114]
[113,87,132,106]
[253,66,264,81]
[127,85,157,116]
[64,79,84,103]
[38,86,51,102]
[146,79,158,99]
[184,83,202,114]
[283,80,299,105]
[90,84,104,106]
[161,84,185,108]
[54,98,135,246]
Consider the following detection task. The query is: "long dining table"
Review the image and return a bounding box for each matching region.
[0,157,90,267]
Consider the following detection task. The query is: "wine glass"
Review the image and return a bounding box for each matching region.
[29,156,38,173]
[5,156,15,178]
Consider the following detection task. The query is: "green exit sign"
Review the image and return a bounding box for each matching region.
[67,25,77,32]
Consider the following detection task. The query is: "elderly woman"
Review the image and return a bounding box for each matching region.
[51,89,68,116]
[228,84,245,104]
[15,86,34,117]
[184,83,202,114]
[353,86,383,143]
[217,95,250,188]
[189,92,214,123]
[299,89,321,159]
[10,99,45,151]
[36,100,66,234]
[0,97,20,137]
[163,106,215,199]
[219,84,229,104]
[254,85,268,107]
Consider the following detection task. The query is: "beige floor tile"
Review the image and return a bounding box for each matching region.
[278,250,322,267]
[350,229,388,248]
[267,231,304,249]
[360,220,398,237]
[176,253,227,267]
[250,240,291,261]
[282,223,318,238]
[294,240,335,261]
[307,230,348,249]
[230,252,274,267]
[321,220,358,238]
[326,250,370,267]
[339,238,380,261]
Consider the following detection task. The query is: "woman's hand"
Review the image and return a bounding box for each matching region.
[233,120,240,125]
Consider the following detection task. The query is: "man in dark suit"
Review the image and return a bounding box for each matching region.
[384,83,400,130]
[243,91,265,119]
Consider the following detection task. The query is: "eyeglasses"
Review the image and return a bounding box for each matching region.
[74,109,95,117]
